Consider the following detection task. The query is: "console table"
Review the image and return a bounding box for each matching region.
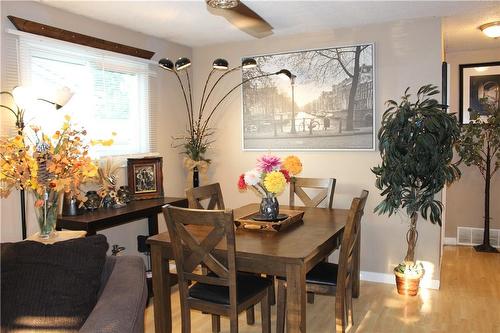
[57,197,188,236]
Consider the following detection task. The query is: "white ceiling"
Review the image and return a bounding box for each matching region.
[39,0,500,50]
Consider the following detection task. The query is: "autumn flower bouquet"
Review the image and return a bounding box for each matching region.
[238,155,302,219]
[0,115,109,238]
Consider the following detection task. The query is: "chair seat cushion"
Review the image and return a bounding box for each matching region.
[189,273,271,305]
[306,262,339,286]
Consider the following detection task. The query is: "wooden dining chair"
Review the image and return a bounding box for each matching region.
[186,183,225,210]
[276,190,369,333]
[163,205,272,333]
[186,183,259,325]
[289,177,336,209]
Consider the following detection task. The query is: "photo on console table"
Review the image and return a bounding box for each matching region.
[242,43,375,151]
[127,157,164,200]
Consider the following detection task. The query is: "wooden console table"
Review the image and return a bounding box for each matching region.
[57,197,188,236]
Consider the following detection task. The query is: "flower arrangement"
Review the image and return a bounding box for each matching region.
[238,155,302,198]
[0,115,110,237]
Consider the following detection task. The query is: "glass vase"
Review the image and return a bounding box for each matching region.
[34,190,60,239]
[259,196,279,220]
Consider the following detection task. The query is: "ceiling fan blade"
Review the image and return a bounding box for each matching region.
[207,1,273,39]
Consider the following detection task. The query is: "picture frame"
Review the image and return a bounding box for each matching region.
[127,157,164,200]
[241,43,375,151]
[459,61,500,124]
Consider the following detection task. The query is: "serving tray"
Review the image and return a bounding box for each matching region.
[234,209,304,232]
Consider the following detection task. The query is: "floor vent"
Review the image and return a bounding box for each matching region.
[457,227,500,248]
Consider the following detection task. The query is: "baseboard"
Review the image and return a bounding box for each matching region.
[360,270,440,290]
[444,237,457,245]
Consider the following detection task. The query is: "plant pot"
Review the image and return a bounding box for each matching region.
[394,269,421,296]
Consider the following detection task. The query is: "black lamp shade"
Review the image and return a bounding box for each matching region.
[175,57,191,71]
[159,58,174,71]
[213,58,229,70]
[242,58,257,69]
[276,69,293,79]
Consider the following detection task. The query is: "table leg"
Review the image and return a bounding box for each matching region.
[151,244,172,333]
[286,263,306,333]
[353,230,360,298]
[148,213,159,236]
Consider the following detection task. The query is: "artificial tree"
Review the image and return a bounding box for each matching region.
[456,100,500,253]
[373,85,461,272]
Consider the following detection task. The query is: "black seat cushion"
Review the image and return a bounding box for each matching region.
[189,273,272,305]
[1,235,109,332]
[305,262,339,286]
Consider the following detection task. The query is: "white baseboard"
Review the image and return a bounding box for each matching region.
[360,271,440,290]
[444,237,457,245]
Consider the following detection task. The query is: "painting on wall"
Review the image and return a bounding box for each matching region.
[127,157,164,200]
[241,43,375,150]
[459,61,500,124]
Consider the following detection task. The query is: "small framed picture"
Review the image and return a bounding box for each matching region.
[459,61,500,124]
[127,157,164,200]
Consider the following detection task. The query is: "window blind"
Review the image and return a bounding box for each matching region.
[5,30,159,157]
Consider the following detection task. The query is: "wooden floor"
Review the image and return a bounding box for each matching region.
[144,246,500,332]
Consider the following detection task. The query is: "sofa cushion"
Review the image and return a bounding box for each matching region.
[1,235,109,332]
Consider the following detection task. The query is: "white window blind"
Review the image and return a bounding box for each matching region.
[7,31,158,157]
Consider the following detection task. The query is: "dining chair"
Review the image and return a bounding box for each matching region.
[289,177,336,209]
[186,183,225,210]
[163,205,272,333]
[289,177,336,303]
[185,183,263,328]
[276,190,369,333]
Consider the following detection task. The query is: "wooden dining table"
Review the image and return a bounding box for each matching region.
[147,203,357,333]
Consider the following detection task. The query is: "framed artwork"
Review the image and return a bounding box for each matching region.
[127,157,164,200]
[241,43,375,151]
[459,61,500,124]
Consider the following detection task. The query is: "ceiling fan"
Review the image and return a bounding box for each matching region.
[206,0,273,38]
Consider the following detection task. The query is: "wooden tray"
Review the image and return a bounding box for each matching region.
[234,209,304,232]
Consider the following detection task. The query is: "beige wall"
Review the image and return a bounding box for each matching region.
[0,1,189,256]
[444,47,500,238]
[192,17,444,283]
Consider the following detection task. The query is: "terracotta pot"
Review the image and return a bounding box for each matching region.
[394,270,421,296]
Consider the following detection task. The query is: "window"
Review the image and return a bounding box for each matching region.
[16,34,157,157]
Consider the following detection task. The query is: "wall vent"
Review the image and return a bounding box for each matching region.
[457,227,500,248]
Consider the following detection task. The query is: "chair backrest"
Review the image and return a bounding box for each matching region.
[162,205,238,306]
[186,183,225,210]
[289,177,336,209]
[336,190,369,303]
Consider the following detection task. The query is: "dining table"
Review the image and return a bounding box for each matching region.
[147,203,359,333]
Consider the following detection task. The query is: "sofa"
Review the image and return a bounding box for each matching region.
[1,235,148,333]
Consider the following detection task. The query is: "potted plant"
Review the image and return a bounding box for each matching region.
[372,84,461,295]
[455,99,499,253]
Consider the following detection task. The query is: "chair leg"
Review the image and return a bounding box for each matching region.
[211,314,220,333]
[230,315,238,333]
[261,287,271,333]
[246,306,255,325]
[276,280,286,333]
[307,292,315,304]
[180,302,191,333]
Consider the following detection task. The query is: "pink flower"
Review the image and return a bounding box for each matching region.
[238,174,247,190]
[257,154,281,173]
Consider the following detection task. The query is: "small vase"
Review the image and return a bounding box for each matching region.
[84,191,101,210]
[34,190,60,239]
[259,196,279,220]
[193,166,200,188]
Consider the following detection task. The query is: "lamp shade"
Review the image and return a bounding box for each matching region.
[213,58,229,70]
[12,86,33,110]
[175,57,191,71]
[480,21,500,38]
[276,69,293,79]
[51,86,73,109]
[159,58,174,71]
[242,58,257,69]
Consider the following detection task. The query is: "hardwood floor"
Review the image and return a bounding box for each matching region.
[144,246,500,332]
